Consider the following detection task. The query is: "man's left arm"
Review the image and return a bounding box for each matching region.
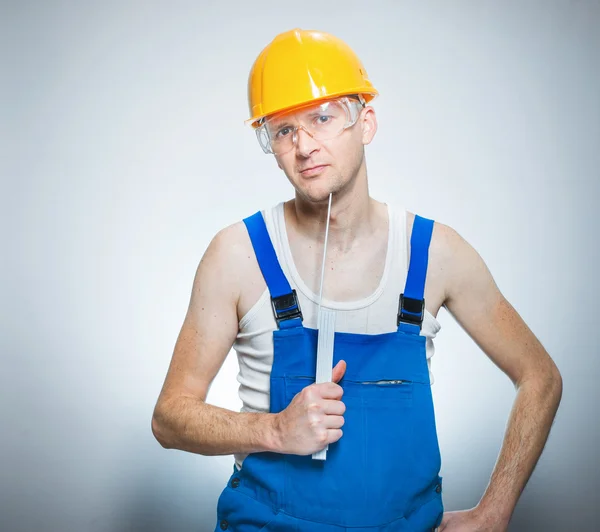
[437,223,563,531]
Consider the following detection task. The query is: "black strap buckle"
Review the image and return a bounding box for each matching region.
[271,290,303,326]
[397,293,425,329]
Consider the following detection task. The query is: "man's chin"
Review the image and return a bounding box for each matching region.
[297,181,337,201]
[300,188,335,204]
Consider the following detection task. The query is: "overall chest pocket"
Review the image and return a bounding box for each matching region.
[362,378,442,518]
[353,378,414,406]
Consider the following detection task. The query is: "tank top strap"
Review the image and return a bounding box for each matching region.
[398,214,435,335]
[243,211,303,329]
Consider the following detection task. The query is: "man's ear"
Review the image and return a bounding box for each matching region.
[361,107,378,145]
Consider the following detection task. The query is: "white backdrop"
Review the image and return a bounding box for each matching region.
[3,1,599,530]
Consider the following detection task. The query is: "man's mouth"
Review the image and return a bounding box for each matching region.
[299,165,328,176]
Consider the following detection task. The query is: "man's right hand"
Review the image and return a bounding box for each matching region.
[272,360,347,456]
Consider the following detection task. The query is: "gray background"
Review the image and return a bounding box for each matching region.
[2,1,599,531]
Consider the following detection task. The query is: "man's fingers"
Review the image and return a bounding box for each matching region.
[327,428,343,444]
[321,398,346,415]
[323,414,345,429]
[332,360,347,383]
[314,382,344,400]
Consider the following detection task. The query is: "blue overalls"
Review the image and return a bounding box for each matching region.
[214,211,444,531]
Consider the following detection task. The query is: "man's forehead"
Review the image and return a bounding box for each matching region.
[269,98,337,121]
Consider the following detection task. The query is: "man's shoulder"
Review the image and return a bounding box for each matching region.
[204,203,278,275]
[209,220,252,263]
[213,202,277,249]
[404,210,443,246]
[404,209,457,250]
[405,210,486,309]
[405,209,463,293]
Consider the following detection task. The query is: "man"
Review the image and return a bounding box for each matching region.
[152,28,562,531]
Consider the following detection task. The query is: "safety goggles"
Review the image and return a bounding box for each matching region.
[255,95,366,155]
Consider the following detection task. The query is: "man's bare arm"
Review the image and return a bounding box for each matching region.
[439,223,563,530]
[151,222,283,456]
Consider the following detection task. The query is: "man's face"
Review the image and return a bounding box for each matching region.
[266,98,377,203]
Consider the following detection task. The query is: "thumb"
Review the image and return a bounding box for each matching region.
[332,360,347,383]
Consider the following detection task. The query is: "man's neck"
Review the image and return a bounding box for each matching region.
[286,182,385,255]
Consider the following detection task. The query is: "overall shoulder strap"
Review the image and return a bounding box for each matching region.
[243,211,303,329]
[398,214,435,334]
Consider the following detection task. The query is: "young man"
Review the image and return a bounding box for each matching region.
[152,29,562,531]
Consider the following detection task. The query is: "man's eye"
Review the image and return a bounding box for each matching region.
[276,127,293,138]
[313,115,336,127]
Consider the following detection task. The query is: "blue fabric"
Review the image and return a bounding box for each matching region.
[398,215,434,335]
[243,212,303,329]
[404,215,434,302]
[243,212,293,299]
[215,212,443,531]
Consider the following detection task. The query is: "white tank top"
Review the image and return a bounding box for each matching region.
[232,202,441,468]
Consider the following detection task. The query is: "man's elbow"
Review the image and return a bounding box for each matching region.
[524,360,563,403]
[548,364,563,402]
[540,356,563,396]
[151,406,174,449]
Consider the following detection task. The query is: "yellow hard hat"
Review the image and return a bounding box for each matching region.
[246,28,378,128]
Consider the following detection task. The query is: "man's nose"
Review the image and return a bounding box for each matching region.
[295,126,320,156]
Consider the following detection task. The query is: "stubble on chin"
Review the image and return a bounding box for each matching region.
[300,179,343,204]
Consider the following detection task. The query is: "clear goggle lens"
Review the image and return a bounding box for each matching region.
[256,96,365,155]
